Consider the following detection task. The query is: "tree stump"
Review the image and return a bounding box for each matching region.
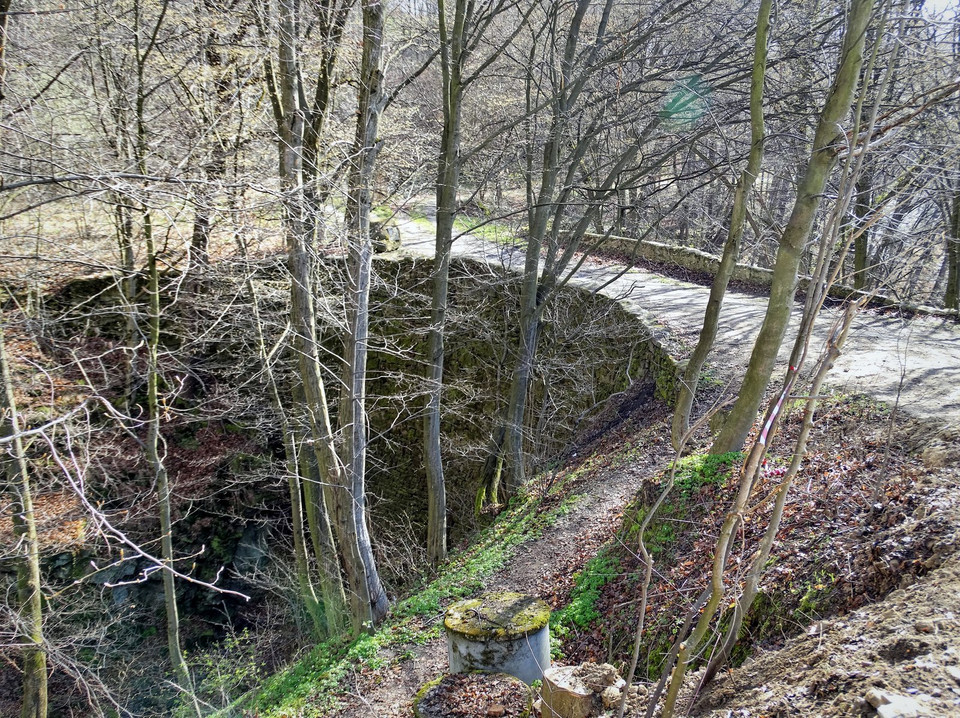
[413,672,532,718]
[540,665,595,718]
[540,663,643,718]
[444,591,551,684]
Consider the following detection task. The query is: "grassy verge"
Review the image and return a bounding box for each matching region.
[550,547,620,658]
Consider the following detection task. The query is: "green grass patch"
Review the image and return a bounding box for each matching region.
[617,451,740,561]
[622,501,683,559]
[453,215,523,248]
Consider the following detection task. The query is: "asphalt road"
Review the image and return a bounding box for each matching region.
[397,216,960,430]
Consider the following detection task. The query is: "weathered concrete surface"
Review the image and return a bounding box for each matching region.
[398,215,960,430]
[445,593,551,684]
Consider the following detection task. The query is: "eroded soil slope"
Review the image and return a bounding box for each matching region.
[695,550,960,717]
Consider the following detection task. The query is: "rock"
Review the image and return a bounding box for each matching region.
[600,686,621,709]
[914,619,935,634]
[877,702,920,718]
[867,687,895,706]
[371,220,401,252]
[578,662,620,692]
[865,688,923,718]
[487,705,506,717]
[947,666,960,686]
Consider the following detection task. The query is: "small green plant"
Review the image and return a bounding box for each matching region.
[177,630,262,717]
[623,503,682,558]
[795,570,836,618]
[672,451,741,497]
[552,549,620,638]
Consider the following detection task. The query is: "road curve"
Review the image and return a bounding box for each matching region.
[396,215,960,430]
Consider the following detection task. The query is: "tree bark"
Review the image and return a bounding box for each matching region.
[0,0,10,103]
[487,0,591,499]
[852,168,872,290]
[297,434,349,635]
[945,184,960,310]
[143,210,193,694]
[129,0,195,696]
[338,0,390,629]
[423,0,469,567]
[712,0,874,454]
[1,322,48,718]
[671,0,772,449]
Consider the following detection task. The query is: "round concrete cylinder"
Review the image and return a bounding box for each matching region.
[444,591,551,684]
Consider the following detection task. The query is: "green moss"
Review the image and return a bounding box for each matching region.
[412,675,444,717]
[655,362,679,404]
[445,592,551,639]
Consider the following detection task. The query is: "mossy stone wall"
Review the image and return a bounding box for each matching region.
[359,256,679,541]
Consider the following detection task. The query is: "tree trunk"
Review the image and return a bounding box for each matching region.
[671,0,772,449]
[297,435,349,635]
[116,197,138,414]
[143,210,193,694]
[0,17,45,715]
[274,0,386,637]
[712,0,874,455]
[852,169,871,290]
[338,0,390,629]
[238,251,338,636]
[700,303,856,691]
[1,323,48,718]
[945,185,960,310]
[130,0,194,694]
[424,0,470,563]
[0,0,10,103]
[487,28,570,498]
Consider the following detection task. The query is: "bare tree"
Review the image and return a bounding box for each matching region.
[338,0,391,627]
[713,0,875,454]
[672,0,772,449]
[424,0,531,564]
[1,319,48,718]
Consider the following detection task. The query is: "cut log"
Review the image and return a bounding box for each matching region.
[541,666,596,718]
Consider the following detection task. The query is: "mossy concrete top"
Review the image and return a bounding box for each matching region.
[445,591,551,640]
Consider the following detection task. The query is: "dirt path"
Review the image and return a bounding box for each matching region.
[336,401,675,717]
[397,218,960,431]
